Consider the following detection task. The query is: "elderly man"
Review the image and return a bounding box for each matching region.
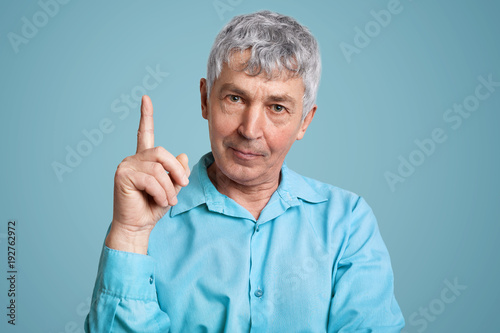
[85,10,405,332]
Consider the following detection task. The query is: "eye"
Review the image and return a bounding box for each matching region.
[271,104,286,113]
[228,95,241,103]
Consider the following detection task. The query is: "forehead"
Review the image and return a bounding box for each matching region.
[215,49,305,98]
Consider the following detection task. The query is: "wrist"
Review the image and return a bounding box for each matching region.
[105,222,152,255]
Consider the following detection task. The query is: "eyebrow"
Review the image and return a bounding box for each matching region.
[220,83,247,97]
[219,83,296,106]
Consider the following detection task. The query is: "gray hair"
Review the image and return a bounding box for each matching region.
[206,10,321,119]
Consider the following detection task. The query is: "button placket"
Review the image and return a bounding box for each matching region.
[249,220,266,325]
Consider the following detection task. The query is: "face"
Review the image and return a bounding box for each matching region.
[200,50,316,187]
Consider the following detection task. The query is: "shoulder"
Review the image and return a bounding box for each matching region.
[285,166,362,211]
[287,168,380,249]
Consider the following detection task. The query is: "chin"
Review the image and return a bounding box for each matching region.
[222,160,258,182]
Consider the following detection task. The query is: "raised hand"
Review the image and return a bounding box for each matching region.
[105,95,190,254]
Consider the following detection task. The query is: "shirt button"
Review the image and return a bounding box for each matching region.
[149,275,154,284]
[255,224,260,232]
[254,288,263,297]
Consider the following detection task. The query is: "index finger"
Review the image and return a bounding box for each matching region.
[136,95,155,153]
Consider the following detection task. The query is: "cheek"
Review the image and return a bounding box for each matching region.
[267,129,297,152]
[209,110,237,140]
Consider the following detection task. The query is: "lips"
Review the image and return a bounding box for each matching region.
[230,147,263,160]
[233,148,260,156]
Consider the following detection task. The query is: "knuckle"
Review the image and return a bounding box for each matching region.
[137,129,153,140]
[151,162,164,175]
[115,165,127,178]
[153,146,167,155]
[122,155,133,163]
[114,167,131,184]
[117,161,128,171]
[143,174,155,185]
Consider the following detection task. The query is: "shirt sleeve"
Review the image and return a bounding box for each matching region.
[327,196,405,333]
[84,229,171,332]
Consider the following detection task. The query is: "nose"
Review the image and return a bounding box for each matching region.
[237,104,265,140]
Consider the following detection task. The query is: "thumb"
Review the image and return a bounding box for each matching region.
[176,153,190,178]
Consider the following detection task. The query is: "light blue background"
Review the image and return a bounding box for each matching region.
[1,1,499,332]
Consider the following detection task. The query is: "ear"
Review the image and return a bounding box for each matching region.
[200,78,208,119]
[296,105,317,140]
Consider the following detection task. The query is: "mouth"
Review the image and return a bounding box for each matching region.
[230,147,263,160]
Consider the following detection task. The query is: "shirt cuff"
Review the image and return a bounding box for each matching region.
[97,245,158,301]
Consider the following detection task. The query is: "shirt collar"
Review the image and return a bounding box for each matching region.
[170,152,327,220]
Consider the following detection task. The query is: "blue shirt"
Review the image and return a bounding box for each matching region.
[85,152,405,332]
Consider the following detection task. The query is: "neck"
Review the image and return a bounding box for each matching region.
[207,163,280,220]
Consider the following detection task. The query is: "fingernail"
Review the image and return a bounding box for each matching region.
[183,174,189,185]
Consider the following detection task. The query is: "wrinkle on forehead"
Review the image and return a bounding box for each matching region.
[227,48,300,83]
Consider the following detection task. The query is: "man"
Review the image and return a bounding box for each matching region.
[85,10,405,332]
